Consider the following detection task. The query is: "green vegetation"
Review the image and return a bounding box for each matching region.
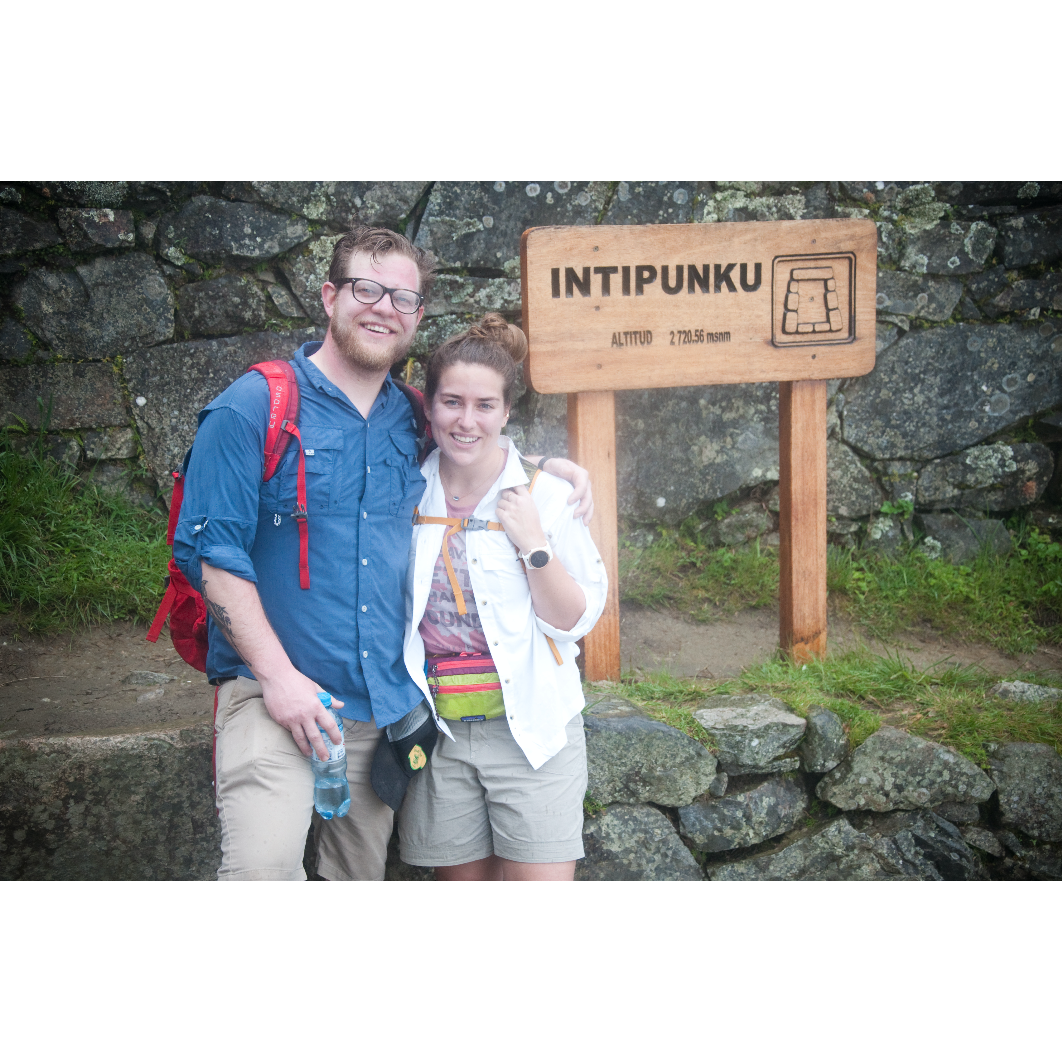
[0,430,168,632]
[620,522,1062,655]
[596,647,1062,766]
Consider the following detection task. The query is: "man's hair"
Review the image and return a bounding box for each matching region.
[328,225,437,302]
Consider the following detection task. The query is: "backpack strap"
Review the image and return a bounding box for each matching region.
[393,379,436,462]
[247,359,310,589]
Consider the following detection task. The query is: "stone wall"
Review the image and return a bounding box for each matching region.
[2,180,1060,548]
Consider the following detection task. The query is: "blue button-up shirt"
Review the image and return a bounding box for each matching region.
[173,343,427,726]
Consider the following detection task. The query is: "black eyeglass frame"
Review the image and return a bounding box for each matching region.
[336,277,424,314]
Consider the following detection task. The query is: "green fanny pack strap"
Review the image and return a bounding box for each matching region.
[427,654,505,721]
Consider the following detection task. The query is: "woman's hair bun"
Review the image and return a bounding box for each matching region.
[467,312,528,365]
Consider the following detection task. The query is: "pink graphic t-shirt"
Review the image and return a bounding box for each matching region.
[418,497,491,657]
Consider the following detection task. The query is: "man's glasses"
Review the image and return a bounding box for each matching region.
[337,278,424,314]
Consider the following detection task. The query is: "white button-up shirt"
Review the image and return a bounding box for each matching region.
[403,440,607,769]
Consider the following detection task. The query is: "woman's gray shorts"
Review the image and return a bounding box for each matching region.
[398,714,587,866]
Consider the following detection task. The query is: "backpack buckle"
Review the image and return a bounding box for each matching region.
[461,517,492,532]
[291,504,308,522]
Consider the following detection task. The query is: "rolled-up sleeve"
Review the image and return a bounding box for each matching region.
[173,404,265,593]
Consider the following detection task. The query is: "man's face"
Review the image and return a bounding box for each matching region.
[323,250,425,372]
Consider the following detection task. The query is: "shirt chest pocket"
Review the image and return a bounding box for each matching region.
[386,430,423,517]
[278,428,343,512]
[477,535,523,574]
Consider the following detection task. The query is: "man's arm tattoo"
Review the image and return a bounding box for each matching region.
[201,579,242,657]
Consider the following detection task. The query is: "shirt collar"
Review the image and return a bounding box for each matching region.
[292,343,394,413]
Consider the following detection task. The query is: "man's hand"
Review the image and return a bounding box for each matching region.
[542,457,594,525]
[259,668,344,759]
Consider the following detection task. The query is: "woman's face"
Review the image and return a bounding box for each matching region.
[426,361,510,471]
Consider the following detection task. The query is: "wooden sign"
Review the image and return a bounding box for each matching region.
[521,219,877,394]
[519,219,878,680]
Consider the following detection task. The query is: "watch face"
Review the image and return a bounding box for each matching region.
[528,549,550,569]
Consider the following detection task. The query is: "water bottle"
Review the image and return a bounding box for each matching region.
[311,691,350,819]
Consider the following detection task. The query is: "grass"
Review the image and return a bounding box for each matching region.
[591,647,1062,767]
[0,431,168,632]
[620,521,1062,656]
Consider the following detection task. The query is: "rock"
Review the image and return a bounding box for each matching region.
[827,439,882,517]
[56,207,136,251]
[916,442,1052,511]
[1,362,127,430]
[83,427,138,461]
[157,196,311,266]
[678,773,808,853]
[0,317,38,362]
[961,825,1004,858]
[709,812,984,880]
[1000,206,1062,268]
[913,514,1012,563]
[507,390,568,463]
[13,253,174,359]
[708,772,728,797]
[424,274,522,318]
[862,514,905,554]
[577,804,703,881]
[408,313,474,363]
[279,233,335,326]
[842,323,1062,460]
[583,695,719,806]
[0,207,61,255]
[722,757,802,777]
[1021,843,1062,879]
[222,181,428,231]
[816,726,995,812]
[0,187,21,205]
[10,433,82,466]
[697,184,808,224]
[899,220,997,275]
[989,681,1062,703]
[176,275,269,336]
[800,708,849,773]
[988,272,1062,315]
[875,270,962,321]
[930,801,980,824]
[601,181,699,225]
[0,725,219,880]
[414,181,608,271]
[123,327,321,488]
[123,671,176,686]
[713,503,772,546]
[876,322,900,353]
[266,284,306,319]
[30,181,130,207]
[616,382,779,525]
[988,743,1062,842]
[693,695,806,769]
[965,265,1010,303]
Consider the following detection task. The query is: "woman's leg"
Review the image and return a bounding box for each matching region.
[498,859,576,881]
[433,855,504,880]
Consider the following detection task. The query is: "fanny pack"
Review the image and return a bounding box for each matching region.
[426,652,505,722]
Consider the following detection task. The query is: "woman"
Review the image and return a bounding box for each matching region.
[399,313,606,880]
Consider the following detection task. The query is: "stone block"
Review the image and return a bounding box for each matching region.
[800,708,849,773]
[863,514,905,554]
[697,185,809,224]
[222,181,429,231]
[414,181,608,271]
[989,681,1062,704]
[1000,206,1062,268]
[712,503,772,546]
[157,196,311,267]
[83,427,137,461]
[816,726,995,812]
[678,773,808,853]
[693,695,806,768]
[988,272,1062,316]
[266,284,305,319]
[0,317,38,362]
[0,207,61,255]
[123,327,322,486]
[842,323,1062,461]
[600,181,699,225]
[965,265,1010,303]
[13,253,174,360]
[583,695,719,807]
[577,804,703,880]
[916,442,1053,511]
[915,513,1012,563]
[424,275,521,318]
[875,270,962,321]
[827,438,882,518]
[56,208,136,251]
[176,275,269,336]
[0,726,220,880]
[987,743,1062,842]
[961,825,1004,858]
[616,382,779,524]
[899,219,997,275]
[280,234,334,326]
[1,362,127,429]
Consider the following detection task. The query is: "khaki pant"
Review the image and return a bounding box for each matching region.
[213,676,394,881]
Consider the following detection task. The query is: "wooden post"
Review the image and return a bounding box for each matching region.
[778,379,828,663]
[567,390,620,681]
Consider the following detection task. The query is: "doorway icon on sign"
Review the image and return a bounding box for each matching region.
[771,253,856,347]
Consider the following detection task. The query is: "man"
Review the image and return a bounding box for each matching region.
[174,226,592,880]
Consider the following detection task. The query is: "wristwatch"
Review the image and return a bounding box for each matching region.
[519,542,554,569]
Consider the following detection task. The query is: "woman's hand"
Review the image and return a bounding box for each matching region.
[494,485,548,554]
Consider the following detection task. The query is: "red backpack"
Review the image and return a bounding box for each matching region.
[146,360,428,671]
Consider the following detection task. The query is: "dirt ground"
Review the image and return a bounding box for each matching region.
[2,608,1060,740]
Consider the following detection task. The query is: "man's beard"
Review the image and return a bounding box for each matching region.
[329,311,415,372]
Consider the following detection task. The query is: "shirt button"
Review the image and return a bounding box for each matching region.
[366,465,371,473]
[493,641,498,646]
[363,512,367,519]
[362,651,368,658]
[361,605,368,612]
[362,559,368,565]
[504,679,510,684]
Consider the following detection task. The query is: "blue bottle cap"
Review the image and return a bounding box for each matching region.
[317,691,332,708]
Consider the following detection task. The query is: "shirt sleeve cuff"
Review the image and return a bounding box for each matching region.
[534,580,606,642]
